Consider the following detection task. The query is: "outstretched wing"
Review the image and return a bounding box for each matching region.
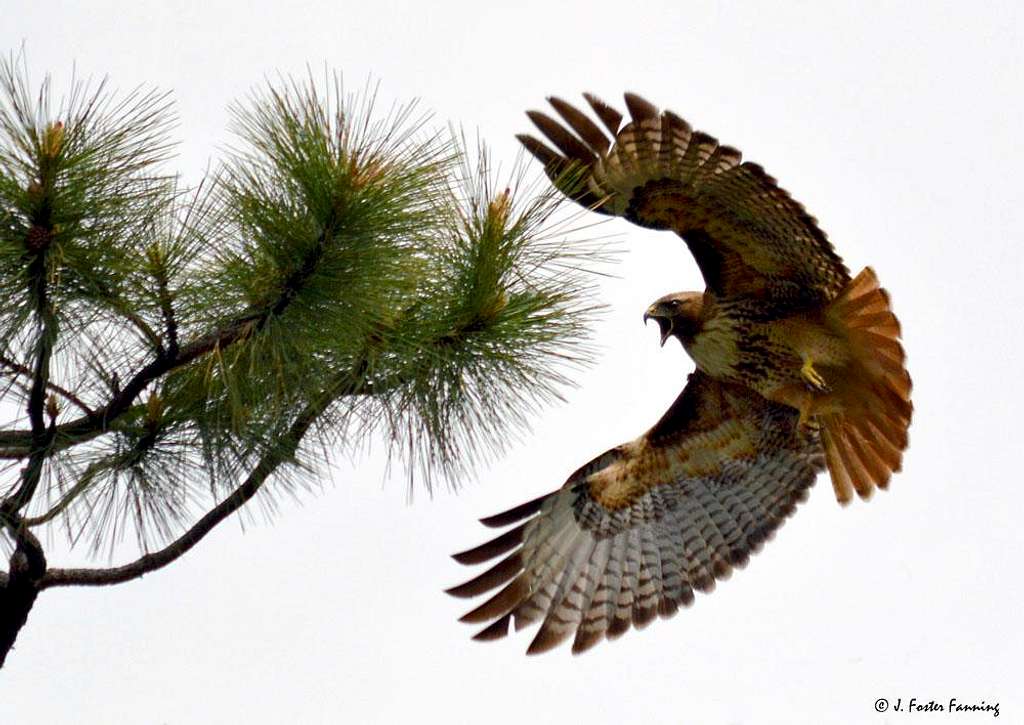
[447,373,824,654]
[519,93,850,303]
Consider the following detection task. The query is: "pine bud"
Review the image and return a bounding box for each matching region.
[487,188,512,231]
[46,393,59,421]
[145,242,165,267]
[146,392,164,422]
[479,289,508,323]
[41,121,65,159]
[26,179,44,201]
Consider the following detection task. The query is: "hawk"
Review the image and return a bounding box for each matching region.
[448,93,912,654]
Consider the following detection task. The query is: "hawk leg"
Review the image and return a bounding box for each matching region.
[765,382,820,431]
[797,401,821,430]
[796,360,828,431]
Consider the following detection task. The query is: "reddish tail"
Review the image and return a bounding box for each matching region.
[820,267,913,503]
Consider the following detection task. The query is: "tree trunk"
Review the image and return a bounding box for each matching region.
[0,531,46,668]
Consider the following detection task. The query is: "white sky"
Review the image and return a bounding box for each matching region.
[2,2,1022,723]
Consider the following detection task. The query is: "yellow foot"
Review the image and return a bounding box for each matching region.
[801,358,830,392]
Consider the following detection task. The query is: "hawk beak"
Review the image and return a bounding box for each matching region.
[644,310,672,347]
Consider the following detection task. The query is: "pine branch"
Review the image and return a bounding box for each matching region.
[0,319,253,455]
[0,352,95,416]
[0,323,56,504]
[38,368,367,589]
[149,245,179,355]
[0,205,341,455]
[3,129,61,512]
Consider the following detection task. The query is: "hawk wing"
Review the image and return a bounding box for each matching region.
[447,372,824,654]
[519,93,850,303]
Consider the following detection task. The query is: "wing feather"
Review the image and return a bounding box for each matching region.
[634,514,662,628]
[448,372,824,653]
[548,96,611,154]
[519,93,851,302]
[568,537,614,652]
[527,534,595,654]
[609,527,641,639]
[584,92,624,135]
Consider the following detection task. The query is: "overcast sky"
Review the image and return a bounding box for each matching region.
[3,2,1022,723]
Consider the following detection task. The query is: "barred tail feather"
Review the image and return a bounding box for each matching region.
[822,267,912,503]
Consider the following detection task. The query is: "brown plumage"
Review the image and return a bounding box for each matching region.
[448,93,912,654]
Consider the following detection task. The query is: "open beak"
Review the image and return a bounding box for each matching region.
[643,310,673,347]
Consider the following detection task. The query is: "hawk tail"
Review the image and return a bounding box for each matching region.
[820,267,913,503]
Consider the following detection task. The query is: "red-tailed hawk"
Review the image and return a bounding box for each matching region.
[448,93,912,654]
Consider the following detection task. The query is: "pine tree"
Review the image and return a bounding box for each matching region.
[0,55,607,666]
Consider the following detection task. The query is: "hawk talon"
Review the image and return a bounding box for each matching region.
[800,359,830,392]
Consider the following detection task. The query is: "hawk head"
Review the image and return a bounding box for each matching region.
[644,292,704,347]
